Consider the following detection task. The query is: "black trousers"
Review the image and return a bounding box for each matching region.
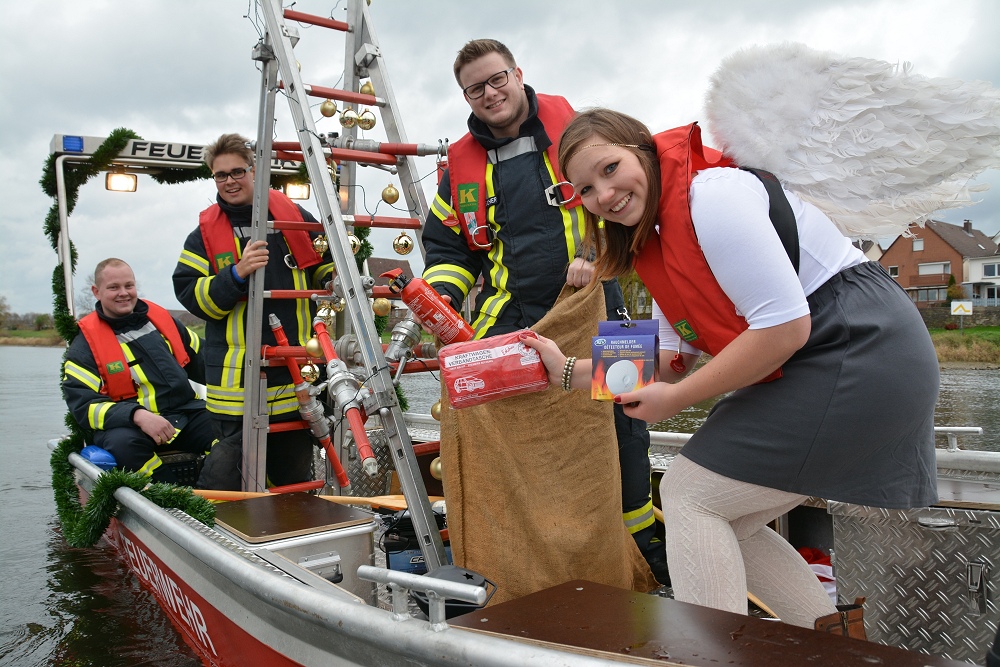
[96,409,215,485]
[196,419,315,491]
[615,403,669,585]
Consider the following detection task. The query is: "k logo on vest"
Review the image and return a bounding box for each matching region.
[214,252,236,272]
[106,360,126,374]
[457,183,479,213]
[673,320,698,342]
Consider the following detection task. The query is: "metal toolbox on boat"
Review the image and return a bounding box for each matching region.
[830,491,999,663]
[212,493,377,603]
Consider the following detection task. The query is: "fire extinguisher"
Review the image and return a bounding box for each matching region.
[380,268,474,345]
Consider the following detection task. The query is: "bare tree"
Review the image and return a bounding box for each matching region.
[74,273,96,317]
[0,294,10,329]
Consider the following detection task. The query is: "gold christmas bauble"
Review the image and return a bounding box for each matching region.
[340,108,359,128]
[429,457,443,480]
[305,337,324,358]
[319,99,337,117]
[348,232,360,254]
[393,231,414,255]
[316,304,336,328]
[330,297,346,313]
[372,297,391,317]
[381,183,399,205]
[312,235,329,255]
[430,400,442,421]
[357,110,377,131]
[300,363,320,382]
[360,81,375,96]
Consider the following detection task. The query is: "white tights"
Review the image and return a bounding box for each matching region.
[660,454,837,628]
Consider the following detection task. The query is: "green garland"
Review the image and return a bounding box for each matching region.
[50,431,214,548]
[43,129,218,546]
[42,130,409,542]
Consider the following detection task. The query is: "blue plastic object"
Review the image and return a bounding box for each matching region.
[80,445,118,471]
[61,135,85,153]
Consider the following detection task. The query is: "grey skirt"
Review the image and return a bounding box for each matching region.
[680,261,939,509]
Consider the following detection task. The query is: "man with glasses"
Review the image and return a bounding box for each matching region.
[173,133,335,490]
[420,40,669,588]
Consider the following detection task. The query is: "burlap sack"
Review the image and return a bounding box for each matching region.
[439,282,657,605]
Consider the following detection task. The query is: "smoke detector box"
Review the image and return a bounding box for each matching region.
[592,319,659,401]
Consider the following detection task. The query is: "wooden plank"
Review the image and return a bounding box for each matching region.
[213,492,372,544]
[449,580,969,666]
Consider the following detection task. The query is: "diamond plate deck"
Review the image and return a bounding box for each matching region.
[831,500,999,663]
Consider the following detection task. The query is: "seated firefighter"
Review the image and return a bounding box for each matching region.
[62,258,217,485]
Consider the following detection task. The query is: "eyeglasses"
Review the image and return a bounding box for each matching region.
[463,68,515,100]
[212,166,252,183]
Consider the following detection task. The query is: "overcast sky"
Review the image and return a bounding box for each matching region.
[2,0,998,315]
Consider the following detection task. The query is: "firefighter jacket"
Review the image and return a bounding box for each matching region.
[632,123,782,381]
[421,87,594,338]
[63,299,206,433]
[173,193,335,420]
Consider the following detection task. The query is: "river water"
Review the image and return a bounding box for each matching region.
[1,345,997,666]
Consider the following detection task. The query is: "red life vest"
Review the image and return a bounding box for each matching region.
[633,123,783,381]
[444,93,583,251]
[198,189,321,274]
[78,301,190,401]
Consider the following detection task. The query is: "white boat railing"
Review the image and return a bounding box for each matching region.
[935,425,983,452]
[358,565,488,630]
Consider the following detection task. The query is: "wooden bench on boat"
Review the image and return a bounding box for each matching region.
[449,579,971,666]
[448,580,972,667]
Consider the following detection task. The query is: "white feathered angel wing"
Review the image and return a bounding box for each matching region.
[704,42,1000,239]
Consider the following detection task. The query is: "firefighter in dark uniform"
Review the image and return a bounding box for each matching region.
[62,258,217,485]
[173,133,335,490]
[421,39,668,585]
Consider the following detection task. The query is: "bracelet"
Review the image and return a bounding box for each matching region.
[561,356,577,391]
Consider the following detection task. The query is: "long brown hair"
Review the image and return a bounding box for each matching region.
[558,109,661,280]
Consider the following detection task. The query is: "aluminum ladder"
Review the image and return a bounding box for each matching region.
[243,0,447,570]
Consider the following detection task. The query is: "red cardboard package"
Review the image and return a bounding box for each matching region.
[438,329,549,409]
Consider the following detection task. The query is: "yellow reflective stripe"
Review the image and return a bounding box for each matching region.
[88,401,115,430]
[431,192,456,224]
[313,261,335,288]
[194,275,227,320]
[422,264,474,298]
[206,401,244,417]
[222,303,246,390]
[206,382,300,416]
[542,152,584,262]
[178,249,210,276]
[165,426,181,445]
[121,344,156,413]
[470,163,510,337]
[623,500,655,534]
[185,327,201,354]
[63,361,101,392]
[136,454,163,478]
[207,385,248,400]
[268,393,300,416]
[292,269,313,345]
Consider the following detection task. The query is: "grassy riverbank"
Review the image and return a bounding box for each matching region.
[0,330,65,347]
[929,327,1000,366]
